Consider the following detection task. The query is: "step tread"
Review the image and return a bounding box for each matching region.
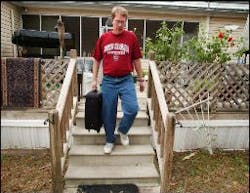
[78,96,147,103]
[65,164,159,179]
[72,126,152,136]
[76,111,148,119]
[77,103,147,111]
[79,92,147,103]
[69,144,154,156]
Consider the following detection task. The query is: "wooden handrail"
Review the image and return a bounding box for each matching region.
[149,60,169,127]
[56,58,77,122]
[48,58,77,193]
[147,59,176,193]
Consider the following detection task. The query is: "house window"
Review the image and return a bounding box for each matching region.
[102,17,112,27]
[61,16,80,55]
[22,15,40,30]
[22,15,40,57]
[146,19,199,44]
[146,20,164,41]
[101,17,113,34]
[128,19,144,48]
[81,17,99,56]
[41,16,59,58]
[183,22,199,42]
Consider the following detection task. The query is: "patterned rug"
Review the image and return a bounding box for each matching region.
[76,184,139,193]
[1,57,40,108]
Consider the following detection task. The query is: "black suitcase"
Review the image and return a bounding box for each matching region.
[85,90,103,133]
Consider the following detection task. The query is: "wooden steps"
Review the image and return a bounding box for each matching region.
[65,164,159,187]
[64,88,160,189]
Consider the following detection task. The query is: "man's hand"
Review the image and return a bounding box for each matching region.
[133,59,145,92]
[91,80,98,91]
[138,80,145,92]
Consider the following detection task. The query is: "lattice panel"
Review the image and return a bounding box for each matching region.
[41,59,69,108]
[216,64,249,110]
[157,61,249,111]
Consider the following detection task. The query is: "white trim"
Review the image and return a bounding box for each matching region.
[80,16,82,57]
[39,14,42,55]
[1,120,49,149]
[174,120,249,151]
[143,19,146,59]
[177,119,249,128]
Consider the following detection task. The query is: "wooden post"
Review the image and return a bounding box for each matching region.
[160,121,164,158]
[147,66,152,98]
[160,113,176,193]
[157,111,161,145]
[149,51,155,61]
[151,85,156,112]
[49,110,63,193]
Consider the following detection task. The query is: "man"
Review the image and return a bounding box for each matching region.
[92,6,145,154]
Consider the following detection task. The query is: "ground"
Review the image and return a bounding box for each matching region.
[169,149,249,193]
[1,148,249,193]
[1,149,52,193]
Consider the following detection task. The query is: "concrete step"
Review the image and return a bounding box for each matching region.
[72,126,152,145]
[76,111,149,128]
[68,144,155,166]
[77,97,147,112]
[64,164,160,187]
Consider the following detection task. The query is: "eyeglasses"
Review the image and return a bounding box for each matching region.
[114,20,126,25]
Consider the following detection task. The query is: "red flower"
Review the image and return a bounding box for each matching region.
[228,36,233,42]
[218,32,224,39]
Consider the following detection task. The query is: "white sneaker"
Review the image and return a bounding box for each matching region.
[118,131,129,146]
[104,143,114,154]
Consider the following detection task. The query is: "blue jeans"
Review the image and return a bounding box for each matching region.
[101,74,139,143]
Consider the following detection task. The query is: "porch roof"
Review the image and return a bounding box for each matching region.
[10,1,249,14]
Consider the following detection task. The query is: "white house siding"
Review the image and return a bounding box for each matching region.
[1,1,22,57]
[1,120,49,149]
[174,120,249,151]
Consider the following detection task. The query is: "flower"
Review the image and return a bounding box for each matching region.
[183,29,241,64]
[228,36,233,42]
[218,32,224,39]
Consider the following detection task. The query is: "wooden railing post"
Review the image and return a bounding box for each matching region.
[147,65,152,98]
[149,50,155,61]
[49,109,63,193]
[161,112,176,193]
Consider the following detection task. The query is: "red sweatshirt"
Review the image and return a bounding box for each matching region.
[93,30,142,76]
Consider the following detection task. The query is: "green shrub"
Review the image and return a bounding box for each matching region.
[145,21,184,63]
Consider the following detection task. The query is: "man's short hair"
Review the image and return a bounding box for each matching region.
[111,6,128,19]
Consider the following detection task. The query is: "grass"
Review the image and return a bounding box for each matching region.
[1,148,249,193]
[169,149,249,193]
